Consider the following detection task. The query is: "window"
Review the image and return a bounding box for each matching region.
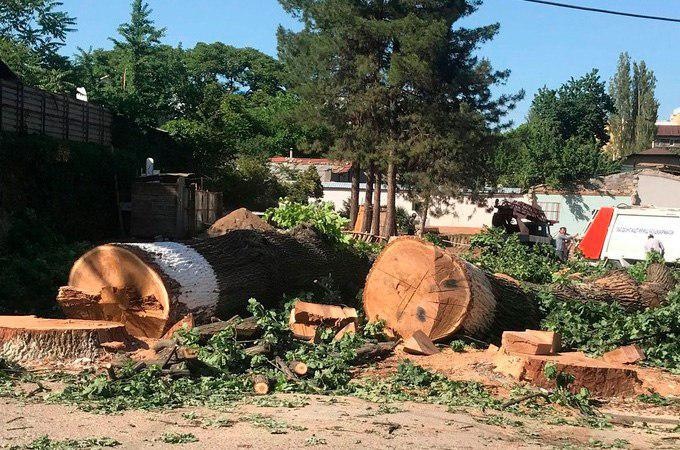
[538,201,560,222]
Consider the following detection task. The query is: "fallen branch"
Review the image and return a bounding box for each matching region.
[274,356,299,382]
[501,392,549,409]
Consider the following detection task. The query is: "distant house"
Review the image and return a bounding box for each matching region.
[622,147,680,173]
[531,169,680,235]
[622,109,680,173]
[269,154,355,182]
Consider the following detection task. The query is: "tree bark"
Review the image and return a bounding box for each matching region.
[418,197,430,237]
[60,227,371,339]
[384,153,397,237]
[371,171,382,236]
[0,316,128,366]
[361,162,375,233]
[349,161,361,229]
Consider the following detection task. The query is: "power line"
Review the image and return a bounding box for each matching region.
[519,0,680,23]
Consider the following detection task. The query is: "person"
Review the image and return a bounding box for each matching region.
[406,213,418,235]
[554,227,577,261]
[644,234,664,257]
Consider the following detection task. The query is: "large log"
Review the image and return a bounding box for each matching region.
[362,237,672,343]
[363,237,506,342]
[552,267,672,311]
[59,227,370,339]
[0,316,127,365]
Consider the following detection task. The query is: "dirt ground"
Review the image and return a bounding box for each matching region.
[1,391,678,450]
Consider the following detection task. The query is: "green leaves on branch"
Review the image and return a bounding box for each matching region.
[265,200,349,245]
[468,227,559,284]
[540,287,680,371]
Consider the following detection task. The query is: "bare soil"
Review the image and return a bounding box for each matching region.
[1,393,678,450]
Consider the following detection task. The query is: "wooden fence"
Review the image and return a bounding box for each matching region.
[0,79,112,145]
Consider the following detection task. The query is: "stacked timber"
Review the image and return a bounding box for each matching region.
[58,227,371,338]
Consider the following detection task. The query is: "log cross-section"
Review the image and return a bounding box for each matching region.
[363,237,497,341]
[60,228,370,339]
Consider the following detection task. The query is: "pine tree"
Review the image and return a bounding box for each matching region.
[278,1,388,231]
[280,1,517,236]
[111,0,165,57]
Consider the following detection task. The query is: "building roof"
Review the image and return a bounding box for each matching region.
[656,124,680,137]
[269,156,353,174]
[634,147,679,156]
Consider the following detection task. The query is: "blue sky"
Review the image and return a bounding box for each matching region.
[60,0,680,125]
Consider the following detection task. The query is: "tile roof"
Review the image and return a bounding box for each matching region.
[269,156,353,173]
[657,125,680,137]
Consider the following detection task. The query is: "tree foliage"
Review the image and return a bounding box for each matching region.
[495,70,617,188]
[0,0,75,91]
[607,52,659,158]
[279,0,520,234]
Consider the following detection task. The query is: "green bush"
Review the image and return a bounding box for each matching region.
[0,210,88,315]
[264,200,349,244]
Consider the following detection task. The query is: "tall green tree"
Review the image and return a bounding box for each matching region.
[632,60,659,153]
[279,0,518,236]
[75,0,184,127]
[278,1,388,230]
[0,0,75,90]
[607,52,658,158]
[608,53,634,159]
[391,3,521,233]
[496,70,617,188]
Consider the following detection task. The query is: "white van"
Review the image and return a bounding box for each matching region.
[600,206,680,264]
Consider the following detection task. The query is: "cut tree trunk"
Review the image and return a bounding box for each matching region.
[59,227,370,339]
[384,157,397,236]
[418,198,429,237]
[361,163,375,233]
[363,237,672,343]
[363,237,503,342]
[0,316,127,365]
[371,172,382,237]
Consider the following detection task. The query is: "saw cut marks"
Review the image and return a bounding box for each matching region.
[0,316,127,365]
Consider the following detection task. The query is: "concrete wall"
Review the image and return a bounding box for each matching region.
[534,193,631,235]
[637,173,680,208]
[320,182,527,233]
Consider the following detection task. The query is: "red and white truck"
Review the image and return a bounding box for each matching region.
[578,205,680,264]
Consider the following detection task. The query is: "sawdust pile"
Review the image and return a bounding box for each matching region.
[207,208,274,237]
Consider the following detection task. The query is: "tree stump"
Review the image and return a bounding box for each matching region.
[0,316,127,365]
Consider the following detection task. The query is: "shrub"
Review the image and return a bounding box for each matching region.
[264,200,349,244]
[540,286,680,371]
[0,210,88,315]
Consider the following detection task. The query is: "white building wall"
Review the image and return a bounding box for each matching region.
[320,182,527,232]
[535,194,631,236]
[637,173,680,208]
